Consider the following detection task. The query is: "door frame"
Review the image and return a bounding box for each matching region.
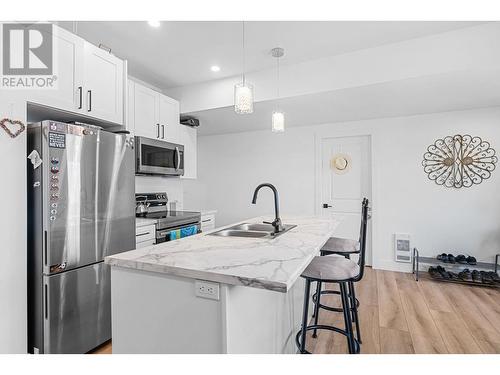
[314,131,376,266]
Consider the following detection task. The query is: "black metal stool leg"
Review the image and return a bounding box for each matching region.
[299,279,311,354]
[340,282,355,354]
[348,281,362,344]
[312,281,322,338]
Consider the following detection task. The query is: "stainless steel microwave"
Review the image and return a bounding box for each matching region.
[135,136,184,176]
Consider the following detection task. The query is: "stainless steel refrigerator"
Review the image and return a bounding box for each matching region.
[27,120,135,354]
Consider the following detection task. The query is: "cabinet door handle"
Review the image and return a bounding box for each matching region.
[161,125,165,139]
[78,86,83,109]
[156,124,160,138]
[87,90,92,112]
[136,232,151,237]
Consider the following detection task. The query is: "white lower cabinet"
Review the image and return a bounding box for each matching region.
[201,213,216,232]
[136,224,156,249]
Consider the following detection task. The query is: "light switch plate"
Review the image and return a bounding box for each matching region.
[195,280,220,300]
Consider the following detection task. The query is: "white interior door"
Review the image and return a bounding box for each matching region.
[319,135,372,264]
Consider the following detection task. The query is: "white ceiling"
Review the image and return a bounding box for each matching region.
[188,69,500,136]
[58,21,483,89]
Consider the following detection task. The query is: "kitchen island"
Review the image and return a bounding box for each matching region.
[105,215,339,353]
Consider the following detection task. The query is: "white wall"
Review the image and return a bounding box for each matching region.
[185,107,500,272]
[0,96,27,353]
[136,176,184,209]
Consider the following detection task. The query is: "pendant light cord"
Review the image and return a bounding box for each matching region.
[242,21,246,85]
[277,54,280,99]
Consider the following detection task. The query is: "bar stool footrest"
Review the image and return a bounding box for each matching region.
[312,290,360,313]
[295,325,361,354]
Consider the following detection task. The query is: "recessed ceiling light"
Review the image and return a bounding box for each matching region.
[210,65,221,72]
[148,21,161,28]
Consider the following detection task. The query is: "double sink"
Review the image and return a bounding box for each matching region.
[210,222,297,239]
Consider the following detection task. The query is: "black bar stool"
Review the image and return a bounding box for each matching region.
[312,199,369,344]
[295,199,369,354]
[295,255,362,354]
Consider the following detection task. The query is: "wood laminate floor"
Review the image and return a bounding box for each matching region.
[89,268,500,354]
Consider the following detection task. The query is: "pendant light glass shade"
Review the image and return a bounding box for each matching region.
[271,47,285,132]
[234,81,254,114]
[272,111,285,132]
[234,21,254,114]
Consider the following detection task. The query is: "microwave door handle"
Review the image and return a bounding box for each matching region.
[175,147,180,170]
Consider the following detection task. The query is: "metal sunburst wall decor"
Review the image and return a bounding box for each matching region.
[422,134,497,188]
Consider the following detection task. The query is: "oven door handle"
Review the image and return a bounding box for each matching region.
[157,222,200,237]
[175,147,180,170]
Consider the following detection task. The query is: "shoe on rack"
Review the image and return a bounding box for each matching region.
[458,269,472,282]
[466,256,477,265]
[447,254,456,264]
[488,272,500,284]
[471,270,482,283]
[437,253,448,262]
[428,266,442,279]
[455,254,467,264]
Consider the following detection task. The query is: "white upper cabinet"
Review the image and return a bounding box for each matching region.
[132,81,180,143]
[82,42,124,124]
[30,26,84,112]
[179,124,197,179]
[134,83,160,139]
[28,25,126,125]
[159,95,180,143]
[126,79,135,134]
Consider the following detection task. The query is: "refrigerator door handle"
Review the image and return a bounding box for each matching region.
[44,230,48,266]
[44,284,48,320]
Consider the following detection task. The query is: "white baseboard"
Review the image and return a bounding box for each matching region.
[371,259,413,273]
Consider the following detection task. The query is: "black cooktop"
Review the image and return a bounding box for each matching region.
[140,210,200,220]
[137,210,201,230]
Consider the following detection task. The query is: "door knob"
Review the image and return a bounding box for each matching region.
[322,203,332,208]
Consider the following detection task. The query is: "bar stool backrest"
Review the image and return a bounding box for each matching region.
[354,198,369,281]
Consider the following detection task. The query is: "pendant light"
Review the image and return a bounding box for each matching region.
[271,47,285,132]
[234,21,254,114]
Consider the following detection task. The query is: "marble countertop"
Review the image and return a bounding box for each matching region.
[106,215,339,293]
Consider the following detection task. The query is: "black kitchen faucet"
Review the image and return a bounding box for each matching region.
[251,183,285,233]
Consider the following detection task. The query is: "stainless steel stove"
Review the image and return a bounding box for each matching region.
[136,193,201,243]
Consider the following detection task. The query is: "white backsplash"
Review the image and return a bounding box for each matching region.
[135,176,184,210]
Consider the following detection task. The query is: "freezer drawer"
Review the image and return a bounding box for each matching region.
[43,262,111,353]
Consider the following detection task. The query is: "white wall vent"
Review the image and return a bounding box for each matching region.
[394,233,411,263]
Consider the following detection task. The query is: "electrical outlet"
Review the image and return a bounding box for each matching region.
[195,280,220,300]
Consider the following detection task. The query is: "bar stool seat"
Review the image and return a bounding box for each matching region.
[302,255,360,281]
[321,237,359,255]
[295,256,361,354]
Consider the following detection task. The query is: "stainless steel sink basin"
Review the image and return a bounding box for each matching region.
[209,222,297,239]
